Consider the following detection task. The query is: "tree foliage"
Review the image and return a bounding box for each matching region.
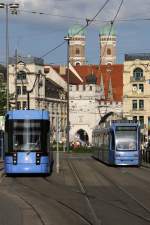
[0,65,7,116]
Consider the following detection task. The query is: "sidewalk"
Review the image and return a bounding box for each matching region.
[0,160,4,178]
[142,161,150,168]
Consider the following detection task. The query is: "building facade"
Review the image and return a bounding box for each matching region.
[67,64,123,144]
[8,56,67,143]
[123,54,150,141]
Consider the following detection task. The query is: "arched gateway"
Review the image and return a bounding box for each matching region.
[75,129,89,146]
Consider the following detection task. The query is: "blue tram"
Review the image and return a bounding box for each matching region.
[4,110,53,175]
[92,119,141,166]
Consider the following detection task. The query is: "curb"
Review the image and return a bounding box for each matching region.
[142,162,150,168]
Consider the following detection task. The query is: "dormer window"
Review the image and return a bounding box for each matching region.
[133,68,143,81]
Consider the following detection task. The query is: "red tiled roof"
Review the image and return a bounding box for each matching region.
[51,64,123,102]
[74,64,123,102]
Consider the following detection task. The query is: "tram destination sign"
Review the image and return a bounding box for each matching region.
[116,126,136,131]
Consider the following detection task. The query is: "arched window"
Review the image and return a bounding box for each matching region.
[133,68,143,80]
[107,48,111,55]
[75,62,81,66]
[76,48,80,55]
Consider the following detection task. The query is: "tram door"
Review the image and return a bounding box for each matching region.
[109,132,115,163]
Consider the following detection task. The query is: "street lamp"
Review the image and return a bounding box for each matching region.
[64,35,71,152]
[0,2,19,111]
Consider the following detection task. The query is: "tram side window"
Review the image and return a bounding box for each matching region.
[96,134,99,147]
[99,134,103,147]
[103,133,109,151]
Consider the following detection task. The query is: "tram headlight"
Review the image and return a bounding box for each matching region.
[36,153,41,165]
[13,160,17,164]
[13,152,17,164]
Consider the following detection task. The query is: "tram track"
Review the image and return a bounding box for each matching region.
[66,159,101,225]
[0,175,46,225]
[15,193,46,225]
[8,176,94,225]
[90,160,150,223]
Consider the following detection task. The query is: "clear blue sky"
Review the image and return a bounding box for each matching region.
[0,0,150,65]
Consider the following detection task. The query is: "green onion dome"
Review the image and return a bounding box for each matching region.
[100,24,116,36]
[68,24,85,37]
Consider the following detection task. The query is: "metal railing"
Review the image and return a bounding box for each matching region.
[130,76,145,82]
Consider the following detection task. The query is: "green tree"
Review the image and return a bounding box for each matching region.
[0,65,6,115]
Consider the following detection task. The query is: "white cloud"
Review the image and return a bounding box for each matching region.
[4,0,150,29]
[2,0,150,64]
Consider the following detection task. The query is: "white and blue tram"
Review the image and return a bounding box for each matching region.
[92,120,141,166]
[4,110,53,175]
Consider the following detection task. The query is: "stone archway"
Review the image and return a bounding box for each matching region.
[75,129,89,145]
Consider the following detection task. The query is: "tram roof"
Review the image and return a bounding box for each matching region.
[6,110,49,120]
[93,120,139,132]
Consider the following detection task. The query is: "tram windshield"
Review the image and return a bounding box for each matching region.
[115,126,137,151]
[5,119,49,152]
[13,120,41,151]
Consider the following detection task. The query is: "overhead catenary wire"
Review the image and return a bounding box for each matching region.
[40,0,111,58]
[20,9,150,23]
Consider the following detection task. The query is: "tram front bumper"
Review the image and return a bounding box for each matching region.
[4,163,50,174]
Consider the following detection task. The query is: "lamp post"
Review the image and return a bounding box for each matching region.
[0,3,19,111]
[64,35,71,152]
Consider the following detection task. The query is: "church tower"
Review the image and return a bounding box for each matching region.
[99,24,116,65]
[68,24,86,66]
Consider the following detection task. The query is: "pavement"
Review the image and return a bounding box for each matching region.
[0,159,4,178]
[142,161,150,168]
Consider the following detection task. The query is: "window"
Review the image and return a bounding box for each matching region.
[132,84,137,92]
[107,48,111,55]
[75,62,81,66]
[116,128,137,151]
[139,116,144,129]
[17,71,26,80]
[22,86,27,95]
[132,100,137,110]
[23,101,27,109]
[17,102,21,109]
[133,116,137,122]
[69,85,72,91]
[132,83,144,93]
[16,86,21,95]
[76,48,80,55]
[133,68,143,80]
[139,83,144,92]
[139,99,144,110]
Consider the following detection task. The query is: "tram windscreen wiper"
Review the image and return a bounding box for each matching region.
[26,150,31,155]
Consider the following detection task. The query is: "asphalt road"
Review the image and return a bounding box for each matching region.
[0,153,150,225]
